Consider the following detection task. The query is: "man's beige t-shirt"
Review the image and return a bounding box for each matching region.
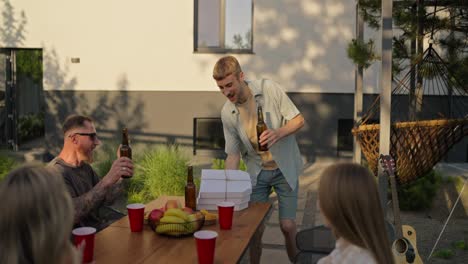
[237,90,278,170]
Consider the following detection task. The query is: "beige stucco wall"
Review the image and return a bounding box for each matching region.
[2,0,382,93]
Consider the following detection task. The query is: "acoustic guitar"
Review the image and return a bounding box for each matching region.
[380,154,423,264]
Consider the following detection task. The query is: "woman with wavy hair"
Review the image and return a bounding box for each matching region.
[317,163,393,264]
[0,164,80,264]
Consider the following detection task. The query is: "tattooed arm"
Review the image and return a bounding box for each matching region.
[101,157,132,205]
[103,180,124,205]
[71,180,114,224]
[70,157,133,224]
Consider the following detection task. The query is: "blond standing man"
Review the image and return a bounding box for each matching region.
[213,56,304,263]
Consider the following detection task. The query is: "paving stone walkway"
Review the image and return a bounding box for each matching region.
[259,159,344,264]
[258,161,468,264]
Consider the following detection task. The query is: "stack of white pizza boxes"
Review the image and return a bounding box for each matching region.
[197,169,252,211]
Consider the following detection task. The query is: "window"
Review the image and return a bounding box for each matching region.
[195,0,253,53]
[193,117,225,155]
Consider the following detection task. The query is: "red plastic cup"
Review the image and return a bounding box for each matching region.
[127,203,145,232]
[194,230,218,264]
[217,201,235,230]
[72,227,96,263]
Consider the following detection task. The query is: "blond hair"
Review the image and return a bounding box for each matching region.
[212,55,243,81]
[0,164,79,264]
[318,163,393,264]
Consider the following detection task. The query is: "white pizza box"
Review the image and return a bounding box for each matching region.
[197,201,249,211]
[197,195,250,206]
[197,169,252,199]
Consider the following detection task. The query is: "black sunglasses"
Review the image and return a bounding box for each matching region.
[71,132,98,140]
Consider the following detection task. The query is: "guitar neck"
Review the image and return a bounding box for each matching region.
[389,173,403,239]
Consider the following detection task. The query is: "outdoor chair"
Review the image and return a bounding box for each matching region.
[99,205,126,228]
[102,205,126,217]
[294,225,335,264]
[294,221,395,264]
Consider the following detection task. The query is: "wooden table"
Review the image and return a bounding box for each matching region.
[94,196,271,264]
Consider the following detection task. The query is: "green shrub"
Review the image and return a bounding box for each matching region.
[432,240,467,260]
[0,155,17,181]
[91,141,204,205]
[92,140,120,178]
[18,112,45,143]
[452,240,468,250]
[127,144,190,204]
[433,249,454,259]
[453,176,465,192]
[398,169,443,210]
[211,158,247,171]
[92,140,151,178]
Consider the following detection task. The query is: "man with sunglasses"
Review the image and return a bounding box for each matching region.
[48,114,134,230]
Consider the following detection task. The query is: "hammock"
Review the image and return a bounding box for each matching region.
[352,46,468,184]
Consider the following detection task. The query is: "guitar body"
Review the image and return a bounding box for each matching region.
[380,155,423,264]
[391,225,423,263]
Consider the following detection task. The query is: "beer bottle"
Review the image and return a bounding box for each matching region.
[185,166,197,211]
[256,105,268,151]
[120,128,132,178]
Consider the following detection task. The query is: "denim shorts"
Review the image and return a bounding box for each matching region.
[250,168,298,220]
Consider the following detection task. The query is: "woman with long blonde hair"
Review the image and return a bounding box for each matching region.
[0,164,80,264]
[317,163,393,264]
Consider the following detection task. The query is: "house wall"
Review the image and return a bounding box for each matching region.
[3,0,467,162]
[44,90,468,163]
[6,0,371,93]
[44,91,380,164]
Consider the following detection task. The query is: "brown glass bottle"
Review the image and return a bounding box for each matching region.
[185,166,197,211]
[120,128,132,178]
[256,105,268,151]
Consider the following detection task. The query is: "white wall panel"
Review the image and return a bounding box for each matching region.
[4,0,361,93]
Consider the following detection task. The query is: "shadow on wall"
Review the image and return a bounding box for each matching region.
[43,51,149,154]
[0,0,150,154]
[2,0,361,165]
[0,0,27,47]
[247,1,354,91]
[194,0,356,166]
[1,0,227,157]
[194,0,354,92]
[251,0,354,167]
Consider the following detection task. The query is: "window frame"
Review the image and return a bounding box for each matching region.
[194,0,254,54]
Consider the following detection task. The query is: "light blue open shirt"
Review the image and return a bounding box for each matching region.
[221,79,303,190]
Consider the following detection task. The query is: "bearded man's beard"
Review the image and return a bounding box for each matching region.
[78,150,94,163]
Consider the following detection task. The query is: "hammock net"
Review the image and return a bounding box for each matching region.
[352,45,468,184]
